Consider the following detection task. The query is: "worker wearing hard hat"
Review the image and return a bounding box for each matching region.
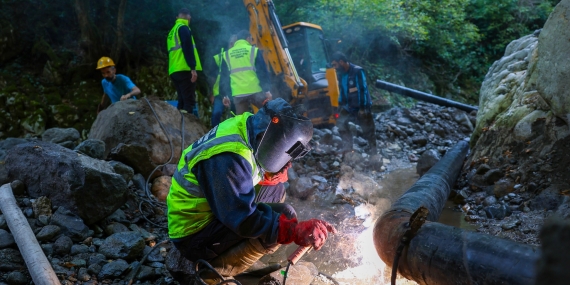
[96,56,141,113]
[166,98,336,283]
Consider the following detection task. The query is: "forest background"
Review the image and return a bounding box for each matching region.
[0,0,560,139]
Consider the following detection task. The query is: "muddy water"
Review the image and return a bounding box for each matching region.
[252,167,476,285]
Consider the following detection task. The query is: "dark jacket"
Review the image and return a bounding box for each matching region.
[338,63,371,113]
[178,25,197,70]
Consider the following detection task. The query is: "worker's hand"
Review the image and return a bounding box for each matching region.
[222,96,231,108]
[191,70,198,83]
[265,91,272,100]
[120,94,131,101]
[209,96,214,104]
[258,161,291,186]
[277,214,337,250]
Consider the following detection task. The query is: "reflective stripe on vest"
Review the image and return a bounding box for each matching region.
[167,19,202,75]
[223,40,262,97]
[213,48,224,96]
[166,113,262,239]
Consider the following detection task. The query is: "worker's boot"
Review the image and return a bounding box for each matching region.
[198,238,280,284]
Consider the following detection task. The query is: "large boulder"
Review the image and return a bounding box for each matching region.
[88,99,208,178]
[469,0,570,190]
[4,141,128,225]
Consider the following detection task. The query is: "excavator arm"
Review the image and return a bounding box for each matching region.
[243,0,308,103]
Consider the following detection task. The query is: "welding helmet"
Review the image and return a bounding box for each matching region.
[253,98,313,173]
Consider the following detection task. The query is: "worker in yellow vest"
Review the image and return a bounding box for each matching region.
[219,30,272,114]
[207,35,237,127]
[167,98,336,283]
[167,8,202,115]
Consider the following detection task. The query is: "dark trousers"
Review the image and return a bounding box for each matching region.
[337,109,377,152]
[211,95,235,127]
[170,71,197,115]
[172,184,287,262]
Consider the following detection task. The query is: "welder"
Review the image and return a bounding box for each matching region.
[167,98,337,284]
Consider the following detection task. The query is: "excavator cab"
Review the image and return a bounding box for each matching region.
[283,22,339,127]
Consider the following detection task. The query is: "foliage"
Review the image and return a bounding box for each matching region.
[0,0,561,139]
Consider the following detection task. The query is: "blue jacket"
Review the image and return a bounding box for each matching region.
[338,63,371,114]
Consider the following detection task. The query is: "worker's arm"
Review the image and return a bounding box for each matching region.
[178,25,198,82]
[120,75,141,101]
[255,50,271,93]
[357,69,370,110]
[193,153,280,245]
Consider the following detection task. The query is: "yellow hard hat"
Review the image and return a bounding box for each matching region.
[96,57,115,69]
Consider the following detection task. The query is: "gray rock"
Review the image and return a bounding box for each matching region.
[0,229,15,249]
[53,235,73,256]
[354,137,368,146]
[5,141,129,225]
[416,149,440,176]
[88,253,107,266]
[9,180,26,196]
[104,222,130,236]
[501,220,520,230]
[70,244,90,255]
[89,100,208,179]
[476,164,491,175]
[98,231,145,261]
[0,248,24,270]
[483,196,498,206]
[289,177,315,199]
[411,136,428,146]
[35,225,61,241]
[532,185,565,211]
[58,141,76,149]
[32,196,52,218]
[105,209,130,224]
[88,263,102,275]
[137,265,160,281]
[41,243,53,256]
[484,205,512,220]
[37,215,50,226]
[144,245,166,263]
[75,139,106,160]
[98,259,129,280]
[108,161,135,183]
[70,258,87,268]
[483,169,503,185]
[311,175,327,183]
[78,267,91,282]
[493,178,514,198]
[395,117,413,126]
[5,271,28,285]
[42,128,80,144]
[50,207,92,242]
[0,138,29,161]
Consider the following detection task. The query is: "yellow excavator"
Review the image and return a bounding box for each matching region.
[243,0,339,127]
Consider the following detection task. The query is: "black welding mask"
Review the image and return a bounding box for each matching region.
[254,99,313,173]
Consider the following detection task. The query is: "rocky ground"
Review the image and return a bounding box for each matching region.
[0,100,561,285]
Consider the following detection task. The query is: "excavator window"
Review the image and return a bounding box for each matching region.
[306,28,328,74]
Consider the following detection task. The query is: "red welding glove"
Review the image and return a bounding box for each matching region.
[277,214,337,250]
[258,162,291,186]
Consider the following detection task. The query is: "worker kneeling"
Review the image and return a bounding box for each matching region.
[167,98,336,284]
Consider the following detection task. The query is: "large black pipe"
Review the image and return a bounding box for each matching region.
[373,140,540,285]
[375,79,478,113]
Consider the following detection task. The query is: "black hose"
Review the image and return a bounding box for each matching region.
[282,262,291,285]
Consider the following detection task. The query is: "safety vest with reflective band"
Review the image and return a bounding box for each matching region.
[167,113,262,239]
[213,48,224,96]
[223,39,262,97]
[167,18,202,75]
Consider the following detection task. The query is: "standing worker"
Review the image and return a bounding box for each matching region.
[167,98,336,284]
[167,8,202,116]
[208,35,237,127]
[331,51,377,154]
[219,30,272,115]
[96,56,141,114]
